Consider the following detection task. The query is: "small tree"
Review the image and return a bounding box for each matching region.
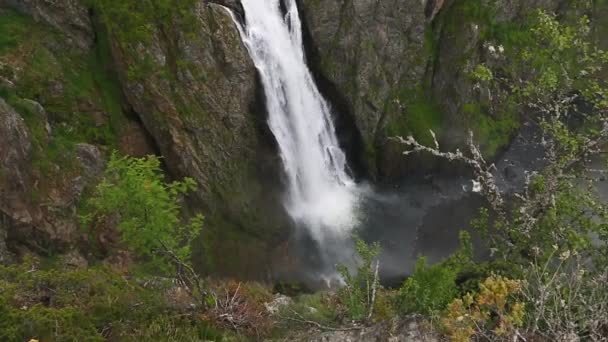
[336,238,381,322]
[84,153,205,300]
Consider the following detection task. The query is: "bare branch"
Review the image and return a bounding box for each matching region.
[394,130,504,214]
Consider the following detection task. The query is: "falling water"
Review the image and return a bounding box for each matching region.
[229,0,361,242]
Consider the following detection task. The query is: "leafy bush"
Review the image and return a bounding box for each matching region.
[441,276,525,342]
[284,293,339,326]
[396,232,477,316]
[522,250,608,341]
[396,257,459,316]
[84,153,203,272]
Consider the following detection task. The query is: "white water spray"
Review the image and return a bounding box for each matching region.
[229,0,360,241]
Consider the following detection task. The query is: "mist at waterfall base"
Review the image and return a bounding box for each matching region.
[232,0,363,283]
[229,0,486,287]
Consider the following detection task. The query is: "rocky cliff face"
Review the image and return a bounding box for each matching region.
[0,0,288,278]
[0,0,93,49]
[300,0,565,180]
[0,98,31,262]
[300,0,430,178]
[0,2,115,261]
[100,1,289,277]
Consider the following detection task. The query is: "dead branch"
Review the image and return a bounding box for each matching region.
[366,260,380,321]
[278,308,363,332]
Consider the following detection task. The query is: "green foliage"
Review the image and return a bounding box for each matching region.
[85,153,203,271]
[0,260,226,342]
[513,11,608,105]
[462,100,519,157]
[336,238,382,321]
[284,293,339,327]
[91,0,199,80]
[388,88,444,146]
[0,8,127,177]
[460,10,608,338]
[397,257,459,316]
[92,0,198,43]
[396,232,475,316]
[469,64,493,82]
[0,9,30,53]
[476,9,608,263]
[441,276,525,342]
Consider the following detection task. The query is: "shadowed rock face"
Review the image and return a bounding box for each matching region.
[299,0,564,181]
[0,0,289,276]
[299,0,429,177]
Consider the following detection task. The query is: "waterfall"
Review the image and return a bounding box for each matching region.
[229,0,360,242]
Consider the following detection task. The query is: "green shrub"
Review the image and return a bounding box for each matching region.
[0,260,229,342]
[396,257,459,316]
[83,153,203,272]
[286,293,339,326]
[336,238,382,321]
[396,232,478,316]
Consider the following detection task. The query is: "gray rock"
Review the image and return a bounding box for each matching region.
[0,98,31,263]
[264,294,294,315]
[301,0,428,172]
[75,143,104,180]
[59,249,89,269]
[301,0,564,179]
[106,2,289,277]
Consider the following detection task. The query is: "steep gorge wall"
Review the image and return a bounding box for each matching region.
[299,0,565,181]
[99,1,289,277]
[1,0,604,278]
[0,0,290,278]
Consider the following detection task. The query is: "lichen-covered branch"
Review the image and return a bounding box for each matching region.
[395,130,504,214]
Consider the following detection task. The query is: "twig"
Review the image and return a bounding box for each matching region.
[279,309,363,332]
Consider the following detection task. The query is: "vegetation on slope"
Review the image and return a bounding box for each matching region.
[1,1,608,341]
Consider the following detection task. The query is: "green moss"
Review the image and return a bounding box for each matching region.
[0,8,129,172]
[386,87,444,146]
[462,101,519,157]
[0,10,30,53]
[423,26,440,66]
